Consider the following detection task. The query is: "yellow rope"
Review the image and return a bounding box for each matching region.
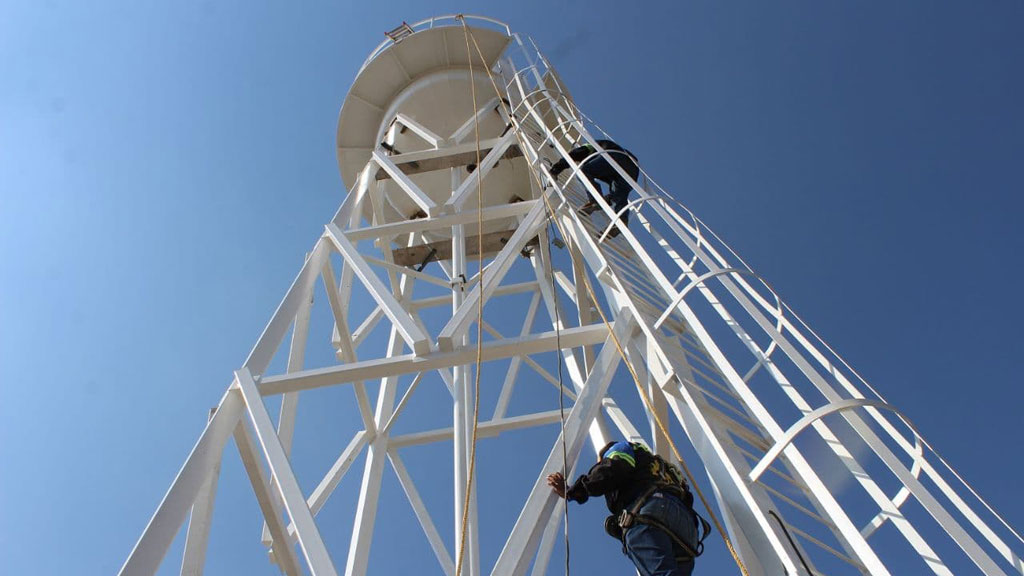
[454,16,485,576]
[460,25,751,576]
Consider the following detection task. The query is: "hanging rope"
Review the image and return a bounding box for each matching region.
[454,15,486,576]
[459,24,751,576]
[547,233,572,576]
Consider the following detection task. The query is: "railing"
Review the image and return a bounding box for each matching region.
[357,15,512,77]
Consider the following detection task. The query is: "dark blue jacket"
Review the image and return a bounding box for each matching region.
[550,139,638,178]
[565,441,658,515]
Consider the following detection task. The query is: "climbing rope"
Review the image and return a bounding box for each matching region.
[454,16,485,576]
[546,231,572,576]
[459,24,751,576]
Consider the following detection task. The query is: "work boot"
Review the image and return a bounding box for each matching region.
[577,201,599,216]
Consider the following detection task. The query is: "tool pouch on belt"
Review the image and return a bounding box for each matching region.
[603,514,624,541]
[603,485,657,545]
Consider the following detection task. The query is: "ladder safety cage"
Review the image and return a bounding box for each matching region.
[495,28,1024,576]
[119,16,1024,576]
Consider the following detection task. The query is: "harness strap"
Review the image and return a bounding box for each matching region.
[617,485,711,559]
[627,485,662,517]
[634,514,701,560]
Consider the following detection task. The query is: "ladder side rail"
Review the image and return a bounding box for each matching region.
[505,68,685,308]
[636,333,834,576]
[638,183,976,522]
[627,208,953,572]
[685,217,1024,572]
[503,101,790,565]
[503,42,958,569]
[646,198,1008,574]
[542,158,891,572]
[632,193,977,573]
[640,192,990,531]
[544,204,804,574]
[545,172,895,574]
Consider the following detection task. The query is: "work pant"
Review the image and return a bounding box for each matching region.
[623,492,699,576]
[580,153,640,226]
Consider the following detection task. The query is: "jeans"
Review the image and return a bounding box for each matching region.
[581,153,640,225]
[623,492,699,576]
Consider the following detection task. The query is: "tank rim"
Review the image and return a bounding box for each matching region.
[358,15,511,77]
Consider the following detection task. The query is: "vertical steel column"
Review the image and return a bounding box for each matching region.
[451,162,480,576]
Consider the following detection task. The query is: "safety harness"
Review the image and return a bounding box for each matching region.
[603,446,712,562]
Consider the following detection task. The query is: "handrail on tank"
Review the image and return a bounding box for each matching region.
[358,15,512,77]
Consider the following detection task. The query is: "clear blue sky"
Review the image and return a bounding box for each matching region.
[2,1,1022,575]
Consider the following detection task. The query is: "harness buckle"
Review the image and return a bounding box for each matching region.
[617,509,636,529]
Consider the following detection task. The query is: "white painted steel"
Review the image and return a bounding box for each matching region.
[325,223,431,355]
[371,149,438,216]
[262,259,314,549]
[119,390,243,576]
[234,420,304,576]
[491,311,634,576]
[306,431,370,519]
[237,368,339,576]
[345,321,405,576]
[123,16,1024,576]
[259,323,610,395]
[446,131,518,210]
[388,449,456,576]
[393,113,443,148]
[437,194,552,351]
[749,399,910,483]
[179,410,223,576]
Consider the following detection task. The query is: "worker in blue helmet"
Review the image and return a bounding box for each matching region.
[548,139,640,237]
[548,440,709,576]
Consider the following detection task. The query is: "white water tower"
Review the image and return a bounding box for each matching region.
[121,16,1024,576]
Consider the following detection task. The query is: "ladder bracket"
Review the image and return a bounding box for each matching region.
[450,273,468,292]
[385,21,414,43]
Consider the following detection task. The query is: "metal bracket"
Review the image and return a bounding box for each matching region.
[450,273,468,291]
[385,21,414,43]
[415,247,437,272]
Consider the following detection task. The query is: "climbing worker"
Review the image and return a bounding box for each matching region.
[548,139,640,237]
[547,440,709,576]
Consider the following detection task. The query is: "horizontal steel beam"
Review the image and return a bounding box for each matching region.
[374,136,505,177]
[258,323,611,396]
[391,229,539,267]
[345,201,536,242]
[410,281,537,311]
[389,409,567,448]
[375,141,523,181]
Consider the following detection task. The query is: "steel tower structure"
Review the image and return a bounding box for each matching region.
[121,16,1024,576]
